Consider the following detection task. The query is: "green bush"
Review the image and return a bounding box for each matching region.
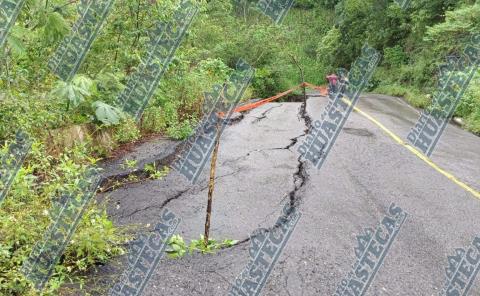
[383,45,408,68]
[141,106,167,134]
[456,74,480,118]
[166,118,195,140]
[458,74,480,133]
[113,117,141,144]
[0,140,127,295]
[374,83,430,108]
[465,109,480,134]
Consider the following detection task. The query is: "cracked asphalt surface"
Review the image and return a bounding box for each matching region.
[85,92,480,296]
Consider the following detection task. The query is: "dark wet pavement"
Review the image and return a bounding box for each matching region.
[85,93,480,296]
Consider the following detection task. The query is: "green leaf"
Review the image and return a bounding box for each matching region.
[51,75,93,108]
[92,101,125,125]
[73,75,94,92]
[222,239,238,247]
[6,33,26,57]
[42,12,69,44]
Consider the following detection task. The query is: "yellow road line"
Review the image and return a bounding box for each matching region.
[349,103,480,200]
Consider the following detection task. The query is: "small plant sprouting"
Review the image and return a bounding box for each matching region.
[127,174,139,182]
[165,234,238,259]
[144,163,169,180]
[166,234,187,259]
[121,159,138,170]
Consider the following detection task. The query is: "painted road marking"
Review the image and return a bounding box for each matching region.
[341,98,480,200]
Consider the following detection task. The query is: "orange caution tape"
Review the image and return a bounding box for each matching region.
[217,82,326,118]
[233,82,327,113]
[303,82,328,96]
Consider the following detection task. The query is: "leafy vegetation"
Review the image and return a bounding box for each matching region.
[143,163,170,180]
[166,234,238,258]
[317,0,480,129]
[0,0,328,295]
[1,0,479,294]
[0,142,127,295]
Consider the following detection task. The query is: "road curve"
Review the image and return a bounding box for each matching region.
[86,93,480,296]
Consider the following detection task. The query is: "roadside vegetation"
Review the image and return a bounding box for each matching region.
[0,0,327,294]
[0,0,478,294]
[314,0,480,132]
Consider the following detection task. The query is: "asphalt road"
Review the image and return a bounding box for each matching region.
[87,93,480,296]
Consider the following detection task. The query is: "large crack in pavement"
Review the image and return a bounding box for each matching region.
[228,100,312,248]
[283,133,305,150]
[252,105,282,123]
[85,101,315,295]
[98,143,182,194]
[84,93,480,295]
[99,112,248,194]
[112,170,242,220]
[114,189,190,219]
[299,97,313,134]
[289,100,311,208]
[104,100,312,241]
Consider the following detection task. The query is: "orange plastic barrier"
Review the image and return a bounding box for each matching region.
[303,82,328,96]
[233,82,327,113]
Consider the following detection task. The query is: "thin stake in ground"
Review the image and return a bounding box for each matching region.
[204,117,222,246]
